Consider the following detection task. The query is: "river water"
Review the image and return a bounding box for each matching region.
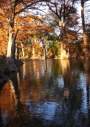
[0,59,90,127]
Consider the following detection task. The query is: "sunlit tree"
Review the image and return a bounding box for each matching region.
[46,0,79,59]
[0,0,51,61]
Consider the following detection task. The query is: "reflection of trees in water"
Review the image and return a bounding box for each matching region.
[0,107,3,127]
[51,59,62,77]
[21,59,89,126]
[84,60,90,127]
[0,72,31,127]
[56,59,89,126]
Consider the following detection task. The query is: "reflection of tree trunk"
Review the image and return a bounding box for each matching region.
[17,72,20,86]
[44,59,47,72]
[86,73,89,108]
[9,73,20,103]
[44,47,47,59]
[0,107,3,127]
[61,59,70,76]
[23,61,27,78]
[44,49,45,59]
[9,72,25,125]
[84,61,90,109]
[84,60,90,123]
[45,48,47,59]
[61,59,70,98]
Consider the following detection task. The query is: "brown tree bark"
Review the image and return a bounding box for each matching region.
[11,29,19,60]
[81,0,88,47]
[7,24,13,58]
[81,0,89,58]
[21,42,25,58]
[60,2,66,59]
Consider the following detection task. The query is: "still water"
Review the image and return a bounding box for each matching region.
[0,59,90,127]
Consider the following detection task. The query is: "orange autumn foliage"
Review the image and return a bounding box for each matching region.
[0,0,53,57]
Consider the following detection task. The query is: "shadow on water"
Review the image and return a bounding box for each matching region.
[0,80,8,127]
[0,59,90,127]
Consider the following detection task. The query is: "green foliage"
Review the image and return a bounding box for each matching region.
[47,34,60,56]
[24,41,29,46]
[49,39,60,56]
[48,34,59,41]
[51,59,62,77]
[24,49,28,56]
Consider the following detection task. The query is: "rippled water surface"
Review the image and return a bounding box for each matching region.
[0,59,90,127]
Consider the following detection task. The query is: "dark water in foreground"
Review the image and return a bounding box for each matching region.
[0,59,90,127]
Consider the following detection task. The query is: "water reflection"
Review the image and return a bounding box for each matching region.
[0,59,90,126]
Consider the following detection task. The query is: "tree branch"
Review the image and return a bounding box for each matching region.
[15,0,46,15]
[46,3,59,18]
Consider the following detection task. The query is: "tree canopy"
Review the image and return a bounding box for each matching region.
[0,0,90,59]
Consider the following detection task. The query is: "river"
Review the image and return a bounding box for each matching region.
[0,59,90,127]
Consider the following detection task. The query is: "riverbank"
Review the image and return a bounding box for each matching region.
[0,55,23,84]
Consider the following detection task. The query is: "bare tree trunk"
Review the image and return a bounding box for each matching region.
[63,0,65,34]
[81,0,86,43]
[6,23,19,72]
[59,3,66,59]
[81,0,88,49]
[60,0,68,59]
[21,42,25,58]
[28,47,31,58]
[7,24,13,57]
[81,0,89,58]
[11,29,19,60]
[60,19,64,59]
[15,42,18,59]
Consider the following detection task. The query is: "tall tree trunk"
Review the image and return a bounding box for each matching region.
[59,5,63,59]
[81,0,89,58]
[60,19,64,59]
[28,47,31,58]
[63,0,65,34]
[11,29,19,60]
[7,24,13,57]
[81,0,87,46]
[60,2,66,59]
[21,42,25,58]
[7,3,17,60]
[6,22,19,72]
